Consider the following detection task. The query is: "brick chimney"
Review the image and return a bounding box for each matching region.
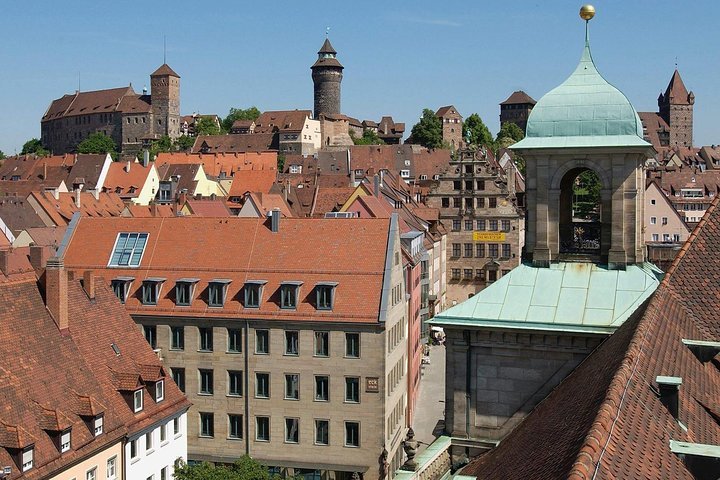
[82,270,95,300]
[29,244,49,272]
[0,248,9,276]
[45,257,68,331]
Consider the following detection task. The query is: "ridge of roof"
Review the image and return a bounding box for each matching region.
[500,90,537,105]
[150,63,180,78]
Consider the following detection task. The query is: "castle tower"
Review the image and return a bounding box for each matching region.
[512,7,654,269]
[311,38,343,119]
[658,69,694,147]
[150,64,181,139]
[499,91,537,133]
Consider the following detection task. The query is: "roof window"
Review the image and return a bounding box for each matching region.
[108,233,149,267]
[280,281,303,309]
[243,280,267,308]
[316,282,338,311]
[141,278,165,306]
[175,278,199,306]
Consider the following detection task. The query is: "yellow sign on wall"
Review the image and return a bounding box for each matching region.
[473,231,506,242]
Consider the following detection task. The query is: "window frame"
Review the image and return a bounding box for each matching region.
[255,372,270,398]
[175,278,199,306]
[228,414,243,440]
[155,380,164,402]
[345,333,360,358]
[111,277,134,303]
[345,376,360,403]
[315,419,329,446]
[199,369,214,395]
[170,326,184,350]
[208,279,231,307]
[315,375,329,402]
[108,232,149,267]
[140,278,165,306]
[133,389,144,413]
[243,281,266,308]
[344,421,360,447]
[316,282,337,310]
[280,281,302,309]
[228,370,243,397]
[227,328,242,353]
[285,330,299,356]
[285,417,299,443]
[285,373,300,400]
[199,412,214,438]
[314,331,329,357]
[255,329,269,354]
[256,416,270,442]
[198,327,213,352]
[172,368,185,393]
[93,415,103,436]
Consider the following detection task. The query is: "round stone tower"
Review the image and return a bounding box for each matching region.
[311,38,343,119]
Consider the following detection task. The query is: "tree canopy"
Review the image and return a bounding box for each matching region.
[410,108,443,149]
[174,135,195,152]
[495,122,525,149]
[222,107,261,132]
[174,456,275,480]
[21,138,49,156]
[195,117,222,136]
[0,150,5,160]
[77,132,117,155]
[350,128,385,145]
[462,113,493,147]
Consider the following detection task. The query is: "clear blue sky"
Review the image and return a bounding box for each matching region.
[1,0,718,155]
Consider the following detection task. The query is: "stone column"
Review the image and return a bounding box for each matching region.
[608,154,627,269]
[533,156,551,267]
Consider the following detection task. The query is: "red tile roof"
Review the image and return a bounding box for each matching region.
[254,110,312,134]
[192,133,278,154]
[28,190,126,225]
[227,169,277,197]
[155,152,277,178]
[664,69,691,105]
[464,195,720,479]
[182,198,231,217]
[42,87,150,121]
[150,63,180,77]
[103,161,154,198]
[311,187,355,216]
[62,216,393,324]
[435,105,460,118]
[500,90,537,105]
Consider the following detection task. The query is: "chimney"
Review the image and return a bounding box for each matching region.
[143,149,150,168]
[270,208,280,233]
[150,202,158,217]
[125,160,131,173]
[43,162,47,180]
[374,174,380,197]
[91,189,99,200]
[507,161,516,199]
[74,188,81,208]
[45,257,69,331]
[53,188,60,200]
[379,170,384,187]
[656,376,682,420]
[82,270,95,300]
[29,244,48,272]
[0,248,9,276]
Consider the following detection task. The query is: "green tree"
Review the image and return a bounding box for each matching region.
[0,150,6,160]
[495,122,525,149]
[573,170,602,220]
[350,129,385,145]
[174,135,195,151]
[410,108,443,149]
[277,153,286,172]
[462,113,493,147]
[21,138,50,156]
[222,107,261,132]
[77,132,117,155]
[195,117,222,136]
[144,135,175,160]
[174,456,274,480]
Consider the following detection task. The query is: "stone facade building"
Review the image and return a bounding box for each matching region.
[499,91,536,133]
[638,69,694,151]
[435,106,463,151]
[41,64,181,155]
[312,38,343,120]
[425,147,523,304]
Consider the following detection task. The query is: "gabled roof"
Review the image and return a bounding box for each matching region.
[500,90,537,105]
[254,110,312,134]
[103,161,155,198]
[156,162,201,193]
[464,195,720,480]
[28,190,126,225]
[182,198,231,217]
[227,169,277,197]
[155,152,277,178]
[191,133,278,154]
[150,63,180,77]
[435,105,460,118]
[240,192,293,218]
[42,86,140,121]
[0,196,46,234]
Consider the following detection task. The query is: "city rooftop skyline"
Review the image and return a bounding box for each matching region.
[2,0,718,154]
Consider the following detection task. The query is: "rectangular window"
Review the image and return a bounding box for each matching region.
[199,369,213,395]
[111,278,133,303]
[502,220,511,231]
[93,415,103,436]
[160,423,167,443]
[476,219,486,230]
[315,419,329,445]
[451,268,461,280]
[228,414,243,439]
[285,374,299,400]
[109,232,148,267]
[107,456,117,479]
[464,197,473,208]
[476,244,485,257]
[199,412,214,437]
[198,327,213,352]
[477,197,485,208]
[315,376,329,401]
[663,233,670,241]
[256,373,270,398]
[488,244,499,258]
[453,180,462,190]
[464,220,473,231]
[244,282,264,308]
[316,283,336,310]
[452,197,461,208]
[651,233,659,241]
[285,331,299,355]
[141,279,163,305]
[489,197,497,208]
[452,219,460,231]
[255,330,269,354]
[464,243,473,257]
[256,417,270,441]
[173,417,180,436]
[227,328,242,353]
[280,283,300,309]
[160,467,168,480]
[133,389,143,413]
[464,269,473,280]
[175,280,196,306]
[208,280,230,307]
[502,244,511,258]
[441,197,450,208]
[345,422,360,447]
[650,216,657,225]
[172,368,185,393]
[170,326,184,350]
[86,467,97,480]
[452,243,461,257]
[464,180,473,191]
[662,217,668,225]
[477,180,485,190]
[145,432,153,451]
[130,439,138,459]
[155,380,164,402]
[345,377,360,403]
[228,371,243,396]
[285,418,299,443]
[143,325,157,349]
[345,333,360,358]
[60,430,71,453]
[489,219,498,231]
[488,270,497,282]
[314,331,329,357]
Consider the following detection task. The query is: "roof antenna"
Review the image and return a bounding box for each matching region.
[675,56,678,69]
[163,35,167,64]
[326,26,330,38]
[77,71,81,93]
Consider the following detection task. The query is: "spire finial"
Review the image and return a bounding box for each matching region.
[163,35,167,64]
[675,56,678,69]
[580,5,595,45]
[326,26,330,38]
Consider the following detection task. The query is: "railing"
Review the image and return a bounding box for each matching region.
[559,222,601,254]
[394,436,452,480]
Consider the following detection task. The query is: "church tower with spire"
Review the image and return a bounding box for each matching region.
[658,69,694,147]
[311,38,343,119]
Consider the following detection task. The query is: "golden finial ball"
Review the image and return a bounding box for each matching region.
[580,4,595,20]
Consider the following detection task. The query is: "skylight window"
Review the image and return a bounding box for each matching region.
[108,233,149,267]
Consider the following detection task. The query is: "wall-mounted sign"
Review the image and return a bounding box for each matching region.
[473,232,506,242]
[366,377,379,393]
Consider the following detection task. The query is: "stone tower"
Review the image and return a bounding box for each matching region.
[499,91,537,133]
[435,106,463,150]
[658,69,694,147]
[150,64,181,139]
[512,18,653,269]
[311,38,343,119]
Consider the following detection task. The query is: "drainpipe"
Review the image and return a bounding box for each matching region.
[464,330,471,438]
[245,320,250,456]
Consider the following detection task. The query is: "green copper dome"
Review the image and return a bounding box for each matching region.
[513,31,649,149]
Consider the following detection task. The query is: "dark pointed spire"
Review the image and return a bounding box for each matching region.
[664,69,692,105]
[318,38,337,55]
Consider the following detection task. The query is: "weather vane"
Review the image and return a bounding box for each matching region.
[326,26,330,37]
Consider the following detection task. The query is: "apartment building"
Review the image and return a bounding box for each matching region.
[62,214,410,480]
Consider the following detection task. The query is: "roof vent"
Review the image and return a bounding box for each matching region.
[682,339,720,363]
[656,376,682,420]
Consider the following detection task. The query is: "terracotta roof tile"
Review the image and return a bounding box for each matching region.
[500,90,537,105]
[192,133,278,154]
[228,169,277,197]
[254,110,312,134]
[155,152,276,178]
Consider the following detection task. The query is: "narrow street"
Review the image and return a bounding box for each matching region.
[411,343,446,453]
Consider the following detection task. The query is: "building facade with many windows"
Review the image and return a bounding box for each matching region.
[62,214,410,480]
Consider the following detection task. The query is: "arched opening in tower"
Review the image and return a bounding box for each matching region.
[559,168,602,255]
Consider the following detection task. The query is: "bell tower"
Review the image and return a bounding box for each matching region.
[511,5,654,269]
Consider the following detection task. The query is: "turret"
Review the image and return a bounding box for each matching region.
[311,38,343,119]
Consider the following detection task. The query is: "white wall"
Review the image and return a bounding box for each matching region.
[125,411,187,480]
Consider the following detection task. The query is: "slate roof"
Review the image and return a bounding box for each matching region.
[62,216,394,324]
[0,196,46,234]
[463,195,720,480]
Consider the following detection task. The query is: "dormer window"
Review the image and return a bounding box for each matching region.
[244,280,267,308]
[21,446,33,472]
[141,278,165,305]
[93,415,103,436]
[111,277,134,304]
[108,233,149,267]
[208,279,232,307]
[60,429,71,453]
[155,380,165,403]
[133,389,144,413]
[280,281,303,309]
[175,278,199,306]
[316,282,338,310]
